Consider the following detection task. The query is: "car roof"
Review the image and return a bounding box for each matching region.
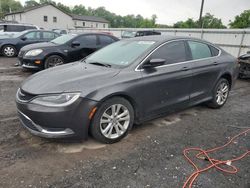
[126,35,210,43]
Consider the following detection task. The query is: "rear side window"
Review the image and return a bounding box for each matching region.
[77,35,97,46]
[210,45,220,56]
[150,41,187,64]
[188,41,212,60]
[42,32,56,40]
[99,35,115,45]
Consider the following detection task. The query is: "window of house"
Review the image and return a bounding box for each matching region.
[96,23,98,28]
[187,41,212,60]
[53,17,57,23]
[83,22,85,27]
[150,41,187,64]
[74,21,77,26]
[44,16,48,22]
[103,24,106,28]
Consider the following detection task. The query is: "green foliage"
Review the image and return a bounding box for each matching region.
[24,0,39,8]
[0,0,22,18]
[173,13,226,29]
[229,10,250,28]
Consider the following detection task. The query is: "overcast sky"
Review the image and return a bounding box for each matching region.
[19,0,250,25]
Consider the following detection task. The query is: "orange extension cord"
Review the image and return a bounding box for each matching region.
[182,128,250,188]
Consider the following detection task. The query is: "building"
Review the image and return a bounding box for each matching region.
[4,4,109,30]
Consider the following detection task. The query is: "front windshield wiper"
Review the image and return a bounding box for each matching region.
[88,62,111,68]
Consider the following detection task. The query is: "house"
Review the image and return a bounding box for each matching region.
[4,4,109,30]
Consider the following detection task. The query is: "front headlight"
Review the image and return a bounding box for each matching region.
[31,93,81,107]
[25,49,43,57]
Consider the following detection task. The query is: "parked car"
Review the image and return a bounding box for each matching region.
[238,51,250,78]
[135,30,161,37]
[52,29,68,35]
[0,30,60,57]
[0,22,39,37]
[121,30,161,39]
[18,33,119,69]
[16,36,238,143]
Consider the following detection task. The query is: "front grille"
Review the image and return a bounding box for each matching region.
[17,88,36,102]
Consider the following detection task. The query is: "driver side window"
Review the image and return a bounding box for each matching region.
[150,41,187,65]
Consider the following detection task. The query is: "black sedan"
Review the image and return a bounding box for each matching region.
[0,30,60,57]
[16,36,238,143]
[18,33,119,69]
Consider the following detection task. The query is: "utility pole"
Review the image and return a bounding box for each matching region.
[199,0,205,28]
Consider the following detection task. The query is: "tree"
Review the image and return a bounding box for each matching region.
[0,0,22,18]
[24,0,39,8]
[229,10,250,28]
[173,13,226,29]
[199,13,226,28]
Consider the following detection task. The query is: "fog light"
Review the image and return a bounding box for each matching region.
[34,60,41,64]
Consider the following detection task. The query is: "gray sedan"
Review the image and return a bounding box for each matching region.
[16,35,238,143]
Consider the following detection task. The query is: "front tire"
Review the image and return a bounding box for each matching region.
[2,45,17,57]
[90,97,134,144]
[44,55,64,69]
[207,78,230,109]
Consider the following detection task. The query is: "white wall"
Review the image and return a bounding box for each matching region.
[24,5,74,30]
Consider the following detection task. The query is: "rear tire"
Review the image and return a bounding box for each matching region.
[2,45,17,57]
[207,78,230,109]
[44,55,64,69]
[90,97,134,144]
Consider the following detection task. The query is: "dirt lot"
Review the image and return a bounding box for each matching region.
[0,57,249,188]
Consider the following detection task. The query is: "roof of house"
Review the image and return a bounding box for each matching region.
[4,3,109,23]
[71,14,109,23]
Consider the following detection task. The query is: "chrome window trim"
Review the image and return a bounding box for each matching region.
[135,39,222,72]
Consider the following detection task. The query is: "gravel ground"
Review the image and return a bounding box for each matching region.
[0,57,249,188]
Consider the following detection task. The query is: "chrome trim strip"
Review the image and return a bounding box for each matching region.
[135,39,222,72]
[18,110,74,138]
[22,64,39,69]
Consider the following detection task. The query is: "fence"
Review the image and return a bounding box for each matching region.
[69,28,250,57]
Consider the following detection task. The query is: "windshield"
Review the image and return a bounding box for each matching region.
[85,40,155,67]
[11,30,30,38]
[51,34,76,44]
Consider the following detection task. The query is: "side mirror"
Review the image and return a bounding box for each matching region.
[142,58,165,68]
[21,36,27,41]
[71,41,80,48]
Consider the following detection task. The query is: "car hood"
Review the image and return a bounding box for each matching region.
[21,62,120,95]
[21,42,59,51]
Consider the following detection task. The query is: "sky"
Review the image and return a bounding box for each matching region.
[19,0,250,26]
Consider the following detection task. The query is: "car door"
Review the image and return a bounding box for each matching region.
[18,31,42,49]
[186,40,221,103]
[67,34,97,62]
[140,40,193,118]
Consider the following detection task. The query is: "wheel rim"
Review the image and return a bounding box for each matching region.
[4,46,15,56]
[100,104,130,139]
[47,57,63,68]
[216,82,229,105]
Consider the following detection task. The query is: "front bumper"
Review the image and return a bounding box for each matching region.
[18,55,44,70]
[16,95,98,139]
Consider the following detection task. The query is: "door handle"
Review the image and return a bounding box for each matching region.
[181,66,190,71]
[213,62,219,66]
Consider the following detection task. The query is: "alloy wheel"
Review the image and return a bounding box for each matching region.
[216,82,229,105]
[100,104,130,139]
[47,57,64,68]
